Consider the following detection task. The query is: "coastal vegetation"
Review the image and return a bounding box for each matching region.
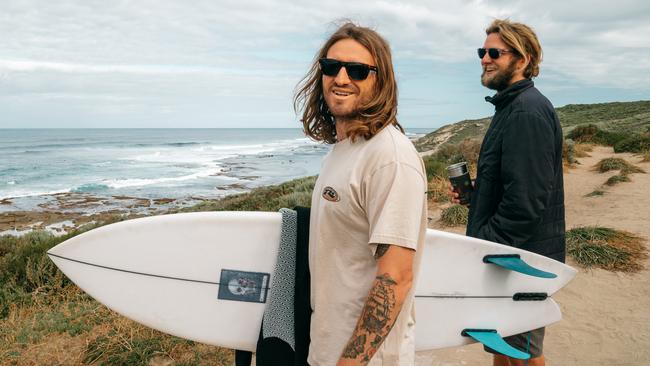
[584,190,605,198]
[439,205,469,227]
[593,158,645,174]
[415,100,650,154]
[591,157,645,188]
[604,174,631,186]
[566,226,648,272]
[177,176,316,213]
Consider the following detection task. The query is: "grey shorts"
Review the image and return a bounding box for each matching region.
[484,327,545,358]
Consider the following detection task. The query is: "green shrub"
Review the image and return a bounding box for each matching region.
[0,231,67,293]
[614,134,650,153]
[567,124,630,146]
[422,156,448,181]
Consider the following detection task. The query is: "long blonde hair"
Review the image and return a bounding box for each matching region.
[293,22,403,144]
[486,19,543,79]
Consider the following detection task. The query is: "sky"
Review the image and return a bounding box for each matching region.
[1,0,649,129]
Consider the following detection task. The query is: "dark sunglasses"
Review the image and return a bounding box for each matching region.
[319,58,378,81]
[477,48,515,59]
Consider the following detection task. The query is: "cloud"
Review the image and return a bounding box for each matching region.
[0,0,648,127]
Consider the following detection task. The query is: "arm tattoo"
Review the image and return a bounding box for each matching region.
[341,273,398,363]
[374,244,390,259]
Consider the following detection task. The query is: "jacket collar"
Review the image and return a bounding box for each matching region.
[485,79,534,110]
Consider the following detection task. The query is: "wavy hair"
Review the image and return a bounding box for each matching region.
[293,22,403,144]
[486,19,543,79]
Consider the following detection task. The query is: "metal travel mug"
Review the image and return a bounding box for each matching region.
[447,162,473,205]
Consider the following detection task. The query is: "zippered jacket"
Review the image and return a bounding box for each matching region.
[466,79,566,262]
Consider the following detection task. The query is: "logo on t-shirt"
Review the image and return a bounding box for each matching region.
[322,186,340,202]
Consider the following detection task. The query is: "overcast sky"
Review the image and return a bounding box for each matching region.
[1,0,649,129]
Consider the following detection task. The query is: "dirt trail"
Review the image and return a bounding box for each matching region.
[419,146,650,365]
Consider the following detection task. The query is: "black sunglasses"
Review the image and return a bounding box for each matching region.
[477,48,514,59]
[319,58,378,81]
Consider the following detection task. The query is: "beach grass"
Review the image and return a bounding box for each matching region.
[593,158,645,174]
[439,204,469,226]
[566,226,648,272]
[605,174,631,186]
[584,190,606,197]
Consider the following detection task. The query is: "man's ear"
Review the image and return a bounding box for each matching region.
[517,54,531,75]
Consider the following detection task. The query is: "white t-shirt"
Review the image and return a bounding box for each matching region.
[308,125,428,366]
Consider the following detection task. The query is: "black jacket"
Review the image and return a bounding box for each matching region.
[466,79,566,262]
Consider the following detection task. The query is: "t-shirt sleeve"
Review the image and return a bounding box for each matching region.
[363,161,427,250]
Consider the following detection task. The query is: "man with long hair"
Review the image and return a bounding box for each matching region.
[294,22,427,366]
[453,19,565,366]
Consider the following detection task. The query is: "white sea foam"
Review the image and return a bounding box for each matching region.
[1,188,71,200]
[104,167,235,189]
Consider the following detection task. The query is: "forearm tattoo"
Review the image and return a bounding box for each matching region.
[341,273,398,363]
[374,244,390,259]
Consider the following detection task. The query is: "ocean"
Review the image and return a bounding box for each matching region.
[1,128,431,212]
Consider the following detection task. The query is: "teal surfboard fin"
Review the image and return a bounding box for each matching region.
[462,329,531,360]
[483,254,557,278]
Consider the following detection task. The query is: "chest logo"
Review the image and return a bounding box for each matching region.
[322,186,340,202]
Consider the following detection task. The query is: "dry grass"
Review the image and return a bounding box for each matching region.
[641,151,650,162]
[427,176,451,204]
[566,226,648,272]
[0,292,233,366]
[574,143,594,157]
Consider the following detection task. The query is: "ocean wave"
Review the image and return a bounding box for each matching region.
[104,168,230,189]
[71,183,110,193]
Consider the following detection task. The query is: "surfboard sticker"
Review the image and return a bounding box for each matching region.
[218,269,270,303]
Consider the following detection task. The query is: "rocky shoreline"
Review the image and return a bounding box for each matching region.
[0,192,198,236]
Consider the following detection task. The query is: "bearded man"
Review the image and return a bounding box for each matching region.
[453,19,566,366]
[294,23,427,366]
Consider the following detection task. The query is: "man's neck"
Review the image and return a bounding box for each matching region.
[507,75,526,87]
[335,118,353,142]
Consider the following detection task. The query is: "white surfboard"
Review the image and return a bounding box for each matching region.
[47,211,576,352]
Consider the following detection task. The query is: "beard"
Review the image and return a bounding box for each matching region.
[481,58,518,91]
[330,107,361,122]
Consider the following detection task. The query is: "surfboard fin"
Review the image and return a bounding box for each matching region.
[461,329,531,360]
[483,254,557,278]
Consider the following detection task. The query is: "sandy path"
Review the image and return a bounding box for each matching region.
[418,146,650,365]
